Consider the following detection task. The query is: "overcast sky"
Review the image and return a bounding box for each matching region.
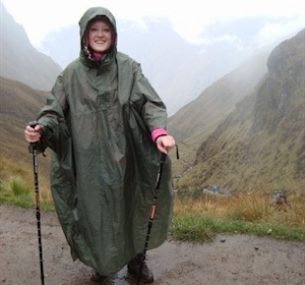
[2,0,305,48]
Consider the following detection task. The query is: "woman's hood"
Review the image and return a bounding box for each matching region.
[78,7,117,66]
[79,6,117,42]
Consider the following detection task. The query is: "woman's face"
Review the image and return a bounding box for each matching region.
[87,20,113,53]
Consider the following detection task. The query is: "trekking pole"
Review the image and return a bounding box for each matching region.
[137,153,167,285]
[29,121,45,285]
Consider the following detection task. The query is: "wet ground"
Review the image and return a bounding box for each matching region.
[1,205,305,285]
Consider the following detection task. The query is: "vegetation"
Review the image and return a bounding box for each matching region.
[0,156,53,211]
[170,190,305,242]
[171,30,305,194]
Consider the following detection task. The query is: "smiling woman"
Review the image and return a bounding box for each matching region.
[23,5,176,285]
[85,16,116,57]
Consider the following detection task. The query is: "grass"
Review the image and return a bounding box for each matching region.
[170,190,305,242]
[0,175,54,211]
[0,176,33,208]
[171,214,305,242]
[0,157,54,211]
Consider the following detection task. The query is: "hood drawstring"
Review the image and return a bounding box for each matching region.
[83,45,105,62]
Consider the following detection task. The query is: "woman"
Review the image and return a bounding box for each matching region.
[24,6,176,284]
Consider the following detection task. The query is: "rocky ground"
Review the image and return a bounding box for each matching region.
[1,205,305,285]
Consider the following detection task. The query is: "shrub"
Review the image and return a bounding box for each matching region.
[9,176,30,196]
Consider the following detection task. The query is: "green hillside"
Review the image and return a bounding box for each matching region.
[168,48,270,148]
[176,29,305,193]
[0,77,50,195]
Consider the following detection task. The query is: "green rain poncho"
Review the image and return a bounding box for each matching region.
[36,7,173,275]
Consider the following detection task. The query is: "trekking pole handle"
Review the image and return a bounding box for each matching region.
[28,121,45,157]
[28,121,39,151]
[29,121,39,128]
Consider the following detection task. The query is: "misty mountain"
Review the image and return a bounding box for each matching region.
[0,2,62,91]
[168,47,271,147]
[40,17,275,115]
[0,75,46,160]
[0,76,50,183]
[176,29,305,193]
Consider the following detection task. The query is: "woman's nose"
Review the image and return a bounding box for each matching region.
[97,29,103,37]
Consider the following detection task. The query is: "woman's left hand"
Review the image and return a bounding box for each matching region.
[155,135,176,154]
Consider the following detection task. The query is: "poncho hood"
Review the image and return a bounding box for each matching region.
[79,7,117,66]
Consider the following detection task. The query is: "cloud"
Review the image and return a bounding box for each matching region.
[256,16,305,47]
[2,0,304,47]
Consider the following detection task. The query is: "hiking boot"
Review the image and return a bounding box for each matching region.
[90,270,116,284]
[127,254,154,284]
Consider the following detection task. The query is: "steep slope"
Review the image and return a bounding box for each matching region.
[168,47,270,148]
[177,29,305,193]
[0,2,62,91]
[0,77,50,181]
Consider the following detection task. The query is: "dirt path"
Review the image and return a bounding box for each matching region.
[1,205,305,285]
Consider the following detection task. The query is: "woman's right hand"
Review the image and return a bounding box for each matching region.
[24,124,42,143]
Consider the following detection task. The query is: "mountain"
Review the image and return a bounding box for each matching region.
[176,29,305,193]
[0,2,62,91]
[0,76,50,185]
[168,47,270,148]
[0,76,46,156]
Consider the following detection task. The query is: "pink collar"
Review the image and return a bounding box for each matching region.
[92,52,104,61]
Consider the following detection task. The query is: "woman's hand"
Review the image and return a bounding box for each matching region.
[155,135,176,154]
[24,124,42,143]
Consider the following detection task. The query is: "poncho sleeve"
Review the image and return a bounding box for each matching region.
[130,64,168,132]
[36,73,70,155]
